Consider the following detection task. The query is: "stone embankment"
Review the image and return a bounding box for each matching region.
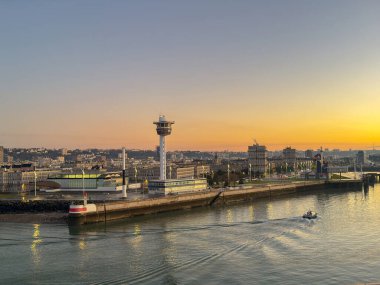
[0,200,70,223]
[70,181,330,224]
[0,180,362,224]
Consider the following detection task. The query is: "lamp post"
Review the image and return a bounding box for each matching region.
[34,170,37,197]
[81,168,86,205]
[249,163,252,182]
[227,163,230,186]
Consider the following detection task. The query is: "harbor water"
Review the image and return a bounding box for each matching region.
[1,183,380,284]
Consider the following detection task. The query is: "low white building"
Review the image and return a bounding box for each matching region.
[148,178,208,195]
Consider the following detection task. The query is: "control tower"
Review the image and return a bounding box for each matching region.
[154,115,175,180]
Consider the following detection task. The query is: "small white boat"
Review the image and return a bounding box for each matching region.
[303,211,317,219]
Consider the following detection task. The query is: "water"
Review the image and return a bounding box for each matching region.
[1,184,380,284]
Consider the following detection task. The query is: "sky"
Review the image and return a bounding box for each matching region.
[1,0,379,151]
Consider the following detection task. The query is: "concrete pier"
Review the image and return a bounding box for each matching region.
[68,180,362,225]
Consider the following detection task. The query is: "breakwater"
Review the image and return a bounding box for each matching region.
[0,180,362,224]
[0,200,71,213]
[69,180,362,225]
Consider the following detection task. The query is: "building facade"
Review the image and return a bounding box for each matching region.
[248,144,267,177]
[148,178,208,195]
[0,169,61,189]
[0,146,3,165]
[357,151,365,165]
[283,147,296,165]
[305,149,313,158]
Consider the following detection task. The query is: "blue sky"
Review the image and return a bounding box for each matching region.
[1,1,379,150]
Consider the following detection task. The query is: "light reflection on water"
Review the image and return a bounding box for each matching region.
[31,224,42,266]
[1,184,380,284]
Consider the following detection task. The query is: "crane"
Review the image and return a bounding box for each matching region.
[366,145,380,151]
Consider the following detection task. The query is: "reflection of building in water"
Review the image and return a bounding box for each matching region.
[226,209,233,223]
[79,238,86,250]
[248,205,254,221]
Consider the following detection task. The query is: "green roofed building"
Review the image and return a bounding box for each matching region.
[48,172,126,192]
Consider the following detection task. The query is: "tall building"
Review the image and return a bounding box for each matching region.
[357,151,365,165]
[283,147,296,164]
[305,149,313,158]
[0,146,4,166]
[248,144,267,177]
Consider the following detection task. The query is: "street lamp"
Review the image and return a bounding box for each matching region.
[81,168,86,205]
[249,163,252,182]
[227,164,230,186]
[34,170,37,197]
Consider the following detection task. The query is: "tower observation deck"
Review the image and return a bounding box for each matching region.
[154,115,174,180]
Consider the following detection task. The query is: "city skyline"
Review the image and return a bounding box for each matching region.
[1,1,379,151]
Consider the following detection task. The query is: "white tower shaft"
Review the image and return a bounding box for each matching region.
[160,135,166,180]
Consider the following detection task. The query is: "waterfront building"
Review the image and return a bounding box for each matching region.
[357,151,365,165]
[148,178,208,195]
[369,154,380,164]
[282,147,297,169]
[327,166,349,174]
[0,169,61,187]
[283,147,297,165]
[195,165,210,178]
[172,165,194,179]
[305,149,313,158]
[213,153,222,165]
[47,172,124,191]
[248,144,267,177]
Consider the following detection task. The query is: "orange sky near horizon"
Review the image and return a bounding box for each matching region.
[1,1,380,151]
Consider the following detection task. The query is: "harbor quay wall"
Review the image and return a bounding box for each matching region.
[70,181,335,224]
[71,191,218,224]
[0,200,71,213]
[0,180,362,223]
[214,181,326,205]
